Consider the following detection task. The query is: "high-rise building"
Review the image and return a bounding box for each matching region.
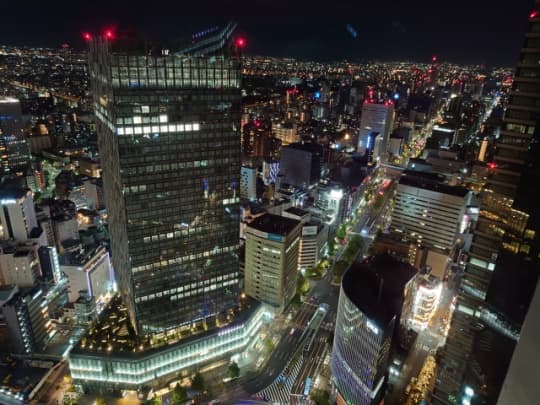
[357,102,395,161]
[240,165,257,201]
[0,97,30,174]
[244,213,301,311]
[434,7,540,404]
[88,26,242,334]
[390,171,471,252]
[279,142,322,190]
[0,285,51,354]
[0,186,39,241]
[69,25,265,393]
[331,255,416,405]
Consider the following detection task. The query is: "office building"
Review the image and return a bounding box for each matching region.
[316,185,345,225]
[70,25,265,392]
[38,246,63,285]
[89,25,244,334]
[244,213,301,311]
[0,186,39,241]
[60,245,113,303]
[0,241,42,287]
[357,102,394,162]
[240,166,257,201]
[434,8,540,404]
[272,122,299,145]
[0,97,30,174]
[50,200,79,251]
[390,171,470,252]
[0,285,51,354]
[279,142,322,190]
[281,207,328,270]
[331,255,416,405]
[298,220,328,271]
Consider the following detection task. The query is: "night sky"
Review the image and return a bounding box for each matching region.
[1,0,534,65]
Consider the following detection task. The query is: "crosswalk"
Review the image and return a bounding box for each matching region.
[257,358,304,404]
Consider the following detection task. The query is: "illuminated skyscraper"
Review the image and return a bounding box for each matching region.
[89,23,242,334]
[434,7,540,404]
[331,255,415,405]
[0,97,30,174]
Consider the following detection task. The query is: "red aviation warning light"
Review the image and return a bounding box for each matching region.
[235,37,246,48]
[487,162,497,170]
[104,29,115,40]
[432,55,438,62]
[82,32,92,41]
[530,10,539,19]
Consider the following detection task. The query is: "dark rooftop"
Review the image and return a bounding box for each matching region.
[399,171,469,198]
[284,207,309,217]
[342,254,417,328]
[0,182,28,200]
[248,213,300,236]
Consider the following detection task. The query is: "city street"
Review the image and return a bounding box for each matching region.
[386,283,455,404]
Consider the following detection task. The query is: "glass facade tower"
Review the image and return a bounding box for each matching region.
[434,6,540,404]
[89,28,241,334]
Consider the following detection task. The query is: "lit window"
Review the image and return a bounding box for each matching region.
[159,114,168,123]
[133,116,142,124]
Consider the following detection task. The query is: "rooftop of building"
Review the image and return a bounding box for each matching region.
[399,170,469,198]
[417,274,440,288]
[0,182,28,201]
[71,294,260,359]
[94,21,238,58]
[342,254,417,328]
[248,213,300,236]
[284,207,309,217]
[59,245,105,267]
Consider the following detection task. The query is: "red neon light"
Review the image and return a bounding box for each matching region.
[82,32,92,41]
[530,10,539,19]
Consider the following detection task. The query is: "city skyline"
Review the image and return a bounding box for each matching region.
[0,0,535,65]
[1,4,540,405]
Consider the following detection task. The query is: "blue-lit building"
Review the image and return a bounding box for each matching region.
[331,255,416,405]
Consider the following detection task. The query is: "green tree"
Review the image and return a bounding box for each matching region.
[264,337,276,353]
[310,388,330,405]
[191,372,205,392]
[291,293,302,309]
[336,224,347,240]
[227,361,240,379]
[297,273,310,295]
[171,383,188,404]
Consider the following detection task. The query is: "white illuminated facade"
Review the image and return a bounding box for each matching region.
[316,186,344,225]
[69,304,265,390]
[0,189,38,241]
[409,275,442,331]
